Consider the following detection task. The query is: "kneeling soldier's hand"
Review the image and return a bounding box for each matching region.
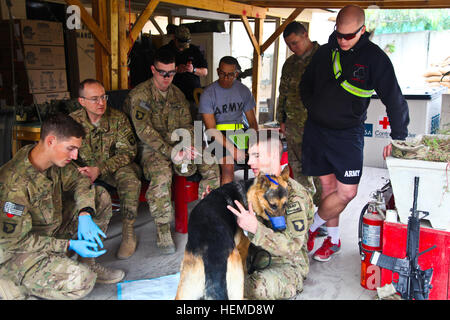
[78,214,107,248]
[69,240,107,258]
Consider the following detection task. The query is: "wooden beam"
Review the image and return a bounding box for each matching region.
[161,0,267,18]
[252,17,263,123]
[150,17,164,35]
[129,0,160,50]
[241,15,261,56]
[270,17,281,122]
[247,1,450,9]
[92,0,111,89]
[109,0,119,90]
[261,7,303,53]
[119,0,128,89]
[64,0,111,54]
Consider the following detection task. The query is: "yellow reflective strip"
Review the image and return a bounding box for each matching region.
[332,50,374,97]
[341,81,375,98]
[332,50,342,79]
[216,123,244,131]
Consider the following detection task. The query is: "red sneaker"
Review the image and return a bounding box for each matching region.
[313,237,341,262]
[307,229,320,252]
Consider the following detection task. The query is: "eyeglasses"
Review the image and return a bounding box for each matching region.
[335,24,364,40]
[218,70,237,79]
[176,38,191,43]
[81,95,108,103]
[154,67,177,78]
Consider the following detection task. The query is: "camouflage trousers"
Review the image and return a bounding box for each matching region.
[140,148,220,224]
[285,119,322,206]
[0,185,112,300]
[98,163,142,221]
[244,264,305,300]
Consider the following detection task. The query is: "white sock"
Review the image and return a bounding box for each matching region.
[309,211,326,232]
[327,227,340,244]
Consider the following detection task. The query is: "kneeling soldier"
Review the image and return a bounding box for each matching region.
[0,113,124,300]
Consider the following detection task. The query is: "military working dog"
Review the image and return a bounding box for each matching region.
[175,167,290,300]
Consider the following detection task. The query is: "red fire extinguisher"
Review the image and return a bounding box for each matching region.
[358,188,387,290]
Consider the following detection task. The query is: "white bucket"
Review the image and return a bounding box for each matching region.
[386,156,450,231]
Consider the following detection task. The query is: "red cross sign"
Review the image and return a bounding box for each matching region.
[379,117,390,129]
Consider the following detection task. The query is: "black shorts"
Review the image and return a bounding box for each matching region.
[301,119,365,185]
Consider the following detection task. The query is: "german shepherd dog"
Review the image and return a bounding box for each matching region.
[175,166,290,300]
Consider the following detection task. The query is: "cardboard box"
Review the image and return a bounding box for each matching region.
[0,19,64,47]
[1,69,68,101]
[26,69,67,93]
[0,45,66,70]
[76,30,96,81]
[0,90,70,106]
[0,0,26,20]
[33,91,70,104]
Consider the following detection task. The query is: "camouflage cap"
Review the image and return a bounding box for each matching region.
[175,26,191,47]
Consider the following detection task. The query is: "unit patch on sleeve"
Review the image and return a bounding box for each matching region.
[286,201,302,215]
[291,219,305,233]
[127,134,136,146]
[135,110,145,121]
[2,221,17,234]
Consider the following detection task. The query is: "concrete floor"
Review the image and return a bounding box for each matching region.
[83,166,389,300]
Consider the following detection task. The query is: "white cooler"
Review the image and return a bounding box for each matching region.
[386,156,449,231]
[363,87,445,168]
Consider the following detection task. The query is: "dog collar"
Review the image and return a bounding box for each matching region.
[265,174,279,185]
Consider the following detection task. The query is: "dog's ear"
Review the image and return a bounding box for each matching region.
[256,173,271,188]
[281,165,290,181]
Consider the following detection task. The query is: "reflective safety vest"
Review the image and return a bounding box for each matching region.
[332,49,375,98]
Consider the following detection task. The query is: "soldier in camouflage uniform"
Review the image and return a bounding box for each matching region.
[71,79,141,260]
[277,21,322,206]
[123,47,220,254]
[228,131,315,299]
[0,113,124,300]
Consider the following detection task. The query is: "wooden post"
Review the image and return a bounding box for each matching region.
[92,0,111,90]
[118,0,128,89]
[64,0,111,55]
[109,0,119,90]
[271,17,281,122]
[128,0,160,50]
[252,18,263,123]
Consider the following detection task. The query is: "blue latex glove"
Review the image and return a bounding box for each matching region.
[77,214,107,248]
[69,240,106,258]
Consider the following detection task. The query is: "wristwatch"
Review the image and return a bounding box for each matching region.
[192,67,197,74]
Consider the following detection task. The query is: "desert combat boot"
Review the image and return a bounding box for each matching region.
[156,223,176,254]
[79,257,125,284]
[117,219,137,259]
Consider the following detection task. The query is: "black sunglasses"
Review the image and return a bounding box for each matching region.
[154,67,177,78]
[335,24,364,40]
